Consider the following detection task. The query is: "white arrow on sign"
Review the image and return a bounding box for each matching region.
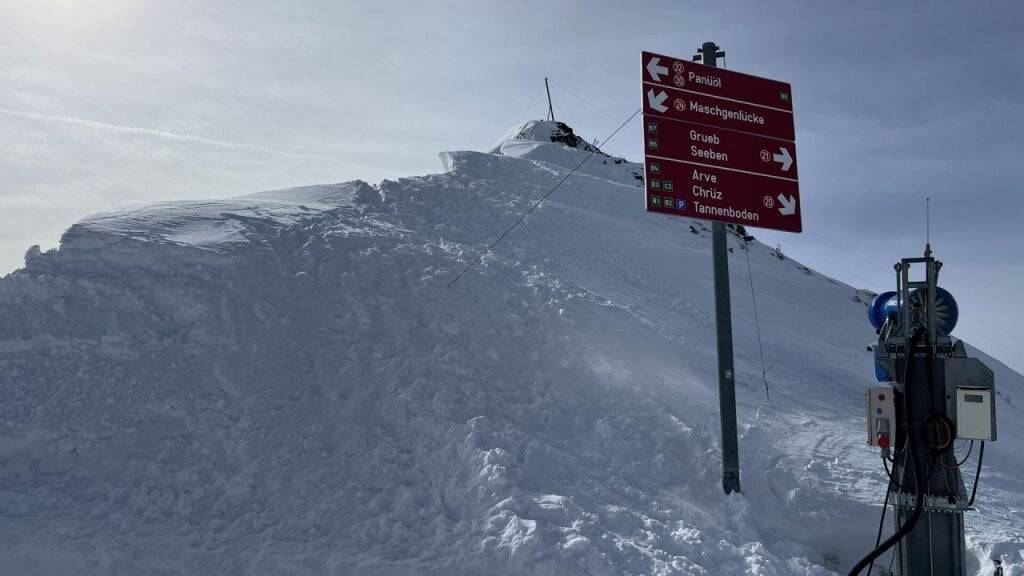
[772,147,793,171]
[646,57,669,82]
[647,89,668,113]
[777,194,797,215]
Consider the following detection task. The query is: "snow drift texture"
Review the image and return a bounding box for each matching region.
[0,120,1021,575]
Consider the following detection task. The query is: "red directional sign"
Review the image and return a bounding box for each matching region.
[642,50,801,233]
[644,159,799,232]
[644,117,797,179]
[643,50,793,111]
[643,84,795,140]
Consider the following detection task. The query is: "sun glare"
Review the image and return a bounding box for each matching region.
[10,0,145,33]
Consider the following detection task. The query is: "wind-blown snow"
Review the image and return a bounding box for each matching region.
[0,121,1021,575]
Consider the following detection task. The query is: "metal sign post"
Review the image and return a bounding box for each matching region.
[698,42,742,495]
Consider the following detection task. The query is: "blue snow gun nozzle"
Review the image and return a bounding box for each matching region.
[868,291,898,331]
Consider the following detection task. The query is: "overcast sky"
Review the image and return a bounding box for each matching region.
[2,0,1022,373]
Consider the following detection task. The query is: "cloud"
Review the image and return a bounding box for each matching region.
[0,107,345,164]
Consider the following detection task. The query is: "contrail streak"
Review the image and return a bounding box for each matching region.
[0,107,342,163]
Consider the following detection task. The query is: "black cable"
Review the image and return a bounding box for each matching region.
[921,341,956,455]
[883,453,941,506]
[968,441,985,507]
[866,464,895,576]
[885,541,898,574]
[922,412,955,455]
[849,329,927,576]
[882,456,912,492]
[925,330,938,414]
[447,107,642,288]
[935,440,973,469]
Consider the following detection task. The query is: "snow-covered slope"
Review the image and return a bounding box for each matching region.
[0,121,1021,575]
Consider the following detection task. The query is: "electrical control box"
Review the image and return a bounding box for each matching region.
[955,388,994,441]
[866,385,896,446]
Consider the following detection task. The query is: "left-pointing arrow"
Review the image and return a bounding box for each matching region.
[646,57,669,82]
[647,89,669,113]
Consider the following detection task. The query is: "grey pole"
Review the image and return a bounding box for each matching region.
[696,41,741,495]
[544,77,555,122]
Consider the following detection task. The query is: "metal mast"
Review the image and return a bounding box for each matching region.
[544,77,555,121]
[694,41,741,495]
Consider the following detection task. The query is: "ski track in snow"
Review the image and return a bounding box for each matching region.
[0,120,1021,575]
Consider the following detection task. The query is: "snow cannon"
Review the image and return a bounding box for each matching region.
[868,287,959,336]
[858,253,997,576]
[869,283,959,382]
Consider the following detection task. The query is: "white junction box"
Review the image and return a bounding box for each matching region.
[956,388,994,441]
[866,385,896,446]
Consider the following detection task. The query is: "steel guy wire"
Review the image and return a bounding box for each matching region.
[514,85,545,126]
[744,241,771,402]
[551,80,644,137]
[448,107,638,286]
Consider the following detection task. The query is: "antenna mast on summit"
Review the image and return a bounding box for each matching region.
[925,196,932,257]
[544,77,555,121]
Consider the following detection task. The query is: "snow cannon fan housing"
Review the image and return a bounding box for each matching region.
[868,287,959,382]
[868,287,959,336]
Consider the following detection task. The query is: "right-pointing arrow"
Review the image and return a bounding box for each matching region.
[646,57,669,82]
[772,147,793,171]
[777,194,797,216]
[646,89,669,113]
